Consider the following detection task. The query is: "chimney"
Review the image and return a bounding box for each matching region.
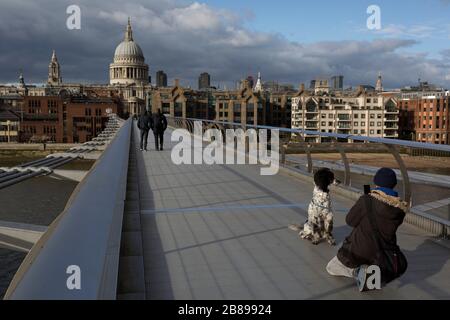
[174,79,180,87]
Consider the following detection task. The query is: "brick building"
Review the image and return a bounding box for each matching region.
[20,95,119,143]
[398,94,450,144]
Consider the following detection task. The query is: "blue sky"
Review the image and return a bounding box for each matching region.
[206,0,450,57]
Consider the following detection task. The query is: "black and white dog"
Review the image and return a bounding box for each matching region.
[290,168,339,246]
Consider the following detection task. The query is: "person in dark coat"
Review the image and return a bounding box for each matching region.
[326,168,407,286]
[151,109,168,151]
[137,110,152,151]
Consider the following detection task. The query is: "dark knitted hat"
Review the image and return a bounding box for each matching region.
[374,168,397,189]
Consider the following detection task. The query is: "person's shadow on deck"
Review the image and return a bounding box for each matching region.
[134,122,175,300]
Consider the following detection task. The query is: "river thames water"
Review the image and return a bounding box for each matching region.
[0,157,90,298]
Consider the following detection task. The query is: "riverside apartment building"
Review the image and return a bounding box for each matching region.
[291,85,399,143]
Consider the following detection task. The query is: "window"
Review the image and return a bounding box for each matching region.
[354,114,359,119]
[321,122,326,126]
[370,130,374,134]
[174,102,183,117]
[328,122,333,126]
[354,122,358,126]
[247,103,254,119]
[370,114,375,119]
[361,114,366,119]
[377,114,382,119]
[377,130,381,134]
[328,114,334,119]
[361,122,366,126]
[353,129,358,134]
[162,103,170,114]
[377,122,382,126]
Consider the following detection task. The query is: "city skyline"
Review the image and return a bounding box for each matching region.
[1,0,450,89]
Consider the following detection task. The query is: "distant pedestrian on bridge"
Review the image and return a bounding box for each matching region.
[326,168,408,292]
[137,110,152,152]
[152,109,168,151]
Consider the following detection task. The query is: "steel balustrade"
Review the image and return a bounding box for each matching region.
[167,116,450,209]
[4,117,131,300]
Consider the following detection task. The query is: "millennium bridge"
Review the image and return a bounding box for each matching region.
[1,115,449,300]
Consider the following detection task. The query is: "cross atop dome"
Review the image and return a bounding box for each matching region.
[125,17,133,41]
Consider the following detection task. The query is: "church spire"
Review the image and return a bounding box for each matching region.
[254,71,264,93]
[125,17,133,41]
[376,71,383,92]
[48,49,62,85]
[18,69,25,88]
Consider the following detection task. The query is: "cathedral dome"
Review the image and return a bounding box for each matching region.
[109,18,149,86]
[113,18,145,64]
[114,41,144,60]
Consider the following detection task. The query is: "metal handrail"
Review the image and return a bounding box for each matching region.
[168,116,450,236]
[167,116,450,207]
[175,116,450,152]
[4,118,131,300]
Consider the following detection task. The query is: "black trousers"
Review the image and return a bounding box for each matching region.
[154,131,164,150]
[140,129,149,150]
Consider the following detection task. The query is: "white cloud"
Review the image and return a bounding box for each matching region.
[376,24,437,38]
[0,0,449,89]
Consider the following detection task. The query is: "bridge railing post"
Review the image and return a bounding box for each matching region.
[305,144,313,174]
[333,143,351,187]
[384,143,412,208]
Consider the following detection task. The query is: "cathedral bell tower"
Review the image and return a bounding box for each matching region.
[48,50,62,85]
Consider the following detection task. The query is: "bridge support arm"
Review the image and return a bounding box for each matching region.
[384,144,412,207]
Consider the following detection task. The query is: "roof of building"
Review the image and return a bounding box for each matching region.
[0,108,20,121]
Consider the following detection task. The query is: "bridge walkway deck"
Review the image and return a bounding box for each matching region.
[121,123,450,300]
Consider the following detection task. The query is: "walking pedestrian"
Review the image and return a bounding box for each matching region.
[152,109,168,151]
[137,110,152,151]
